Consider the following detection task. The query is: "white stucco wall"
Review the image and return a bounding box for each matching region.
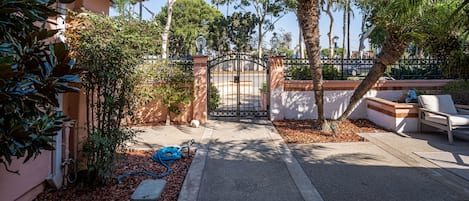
[271,89,405,120]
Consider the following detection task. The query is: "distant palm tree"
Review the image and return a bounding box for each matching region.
[346,0,353,58]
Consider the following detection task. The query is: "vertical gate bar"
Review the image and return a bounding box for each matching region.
[236,53,241,116]
[207,60,210,116]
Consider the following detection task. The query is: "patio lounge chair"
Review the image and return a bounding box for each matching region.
[418,94,469,144]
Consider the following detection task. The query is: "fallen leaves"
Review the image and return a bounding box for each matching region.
[35,150,193,201]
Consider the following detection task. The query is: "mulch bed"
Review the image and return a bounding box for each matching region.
[35,150,193,201]
[273,119,387,144]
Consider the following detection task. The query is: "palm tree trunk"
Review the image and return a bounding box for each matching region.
[342,3,346,60]
[297,0,327,129]
[298,19,304,59]
[347,1,351,58]
[338,29,410,121]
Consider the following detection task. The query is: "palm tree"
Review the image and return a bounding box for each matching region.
[337,0,432,121]
[297,0,326,130]
[346,0,353,58]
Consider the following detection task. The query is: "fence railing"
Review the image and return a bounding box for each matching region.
[143,55,194,72]
[284,58,451,80]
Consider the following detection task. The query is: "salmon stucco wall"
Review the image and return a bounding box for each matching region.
[0,152,52,201]
[67,0,110,15]
[131,100,194,126]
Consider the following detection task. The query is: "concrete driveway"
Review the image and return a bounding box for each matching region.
[290,141,468,201]
[131,122,469,201]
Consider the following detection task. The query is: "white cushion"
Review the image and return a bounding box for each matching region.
[426,114,469,126]
[419,95,458,115]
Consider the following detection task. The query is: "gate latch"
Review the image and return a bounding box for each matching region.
[234,76,240,83]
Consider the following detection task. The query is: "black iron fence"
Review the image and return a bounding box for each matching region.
[284,58,452,80]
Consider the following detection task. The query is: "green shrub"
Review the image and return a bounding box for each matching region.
[285,64,341,80]
[442,79,469,104]
[67,12,159,183]
[209,84,221,111]
[0,0,82,173]
[150,60,194,125]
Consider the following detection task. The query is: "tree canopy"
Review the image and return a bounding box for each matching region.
[156,0,222,56]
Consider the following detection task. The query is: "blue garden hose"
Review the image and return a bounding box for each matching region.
[117,146,189,182]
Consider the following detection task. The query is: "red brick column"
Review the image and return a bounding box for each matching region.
[192,56,208,124]
[269,56,285,120]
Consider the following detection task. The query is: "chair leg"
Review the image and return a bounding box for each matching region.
[418,121,422,134]
[447,130,454,144]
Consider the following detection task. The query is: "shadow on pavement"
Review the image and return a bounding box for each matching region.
[290,142,468,201]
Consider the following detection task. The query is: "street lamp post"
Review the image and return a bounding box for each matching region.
[332,36,339,59]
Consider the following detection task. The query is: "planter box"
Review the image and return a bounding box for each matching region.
[366,97,418,133]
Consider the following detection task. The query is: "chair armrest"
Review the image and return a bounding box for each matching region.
[455,104,469,110]
[419,108,451,118]
[455,104,469,115]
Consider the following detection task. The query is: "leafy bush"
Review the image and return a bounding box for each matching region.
[67,12,159,183]
[146,59,194,125]
[442,79,469,104]
[285,65,311,80]
[389,64,443,79]
[322,65,341,80]
[209,84,221,111]
[285,64,341,80]
[0,0,81,173]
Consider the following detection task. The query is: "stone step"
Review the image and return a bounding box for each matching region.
[131,179,166,201]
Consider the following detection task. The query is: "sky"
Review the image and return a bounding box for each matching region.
[110,0,369,52]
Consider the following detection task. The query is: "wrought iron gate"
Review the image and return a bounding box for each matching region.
[208,53,269,117]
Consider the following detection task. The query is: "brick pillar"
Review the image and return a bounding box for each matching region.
[269,56,285,120]
[192,56,208,124]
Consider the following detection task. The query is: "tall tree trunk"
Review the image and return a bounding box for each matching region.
[162,0,176,59]
[298,20,304,59]
[139,1,143,21]
[297,0,326,129]
[338,30,410,121]
[358,15,375,59]
[342,3,346,60]
[258,24,263,58]
[346,0,351,58]
[324,6,334,59]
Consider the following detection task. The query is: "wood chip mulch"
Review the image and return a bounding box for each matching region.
[35,150,193,201]
[273,119,387,144]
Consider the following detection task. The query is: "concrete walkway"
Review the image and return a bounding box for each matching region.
[131,121,469,201]
[179,119,322,201]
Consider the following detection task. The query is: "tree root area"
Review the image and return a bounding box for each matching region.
[273,119,387,144]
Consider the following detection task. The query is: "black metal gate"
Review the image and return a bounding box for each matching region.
[208,53,269,117]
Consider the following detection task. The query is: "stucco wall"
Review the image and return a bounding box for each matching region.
[274,89,404,120]
[0,152,52,201]
[67,0,110,15]
[270,80,451,121]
